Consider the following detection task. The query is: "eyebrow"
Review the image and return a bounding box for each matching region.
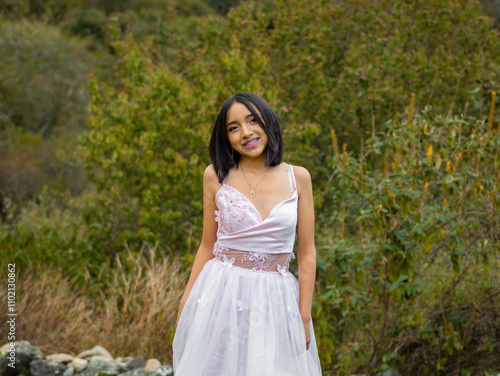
[226,114,254,127]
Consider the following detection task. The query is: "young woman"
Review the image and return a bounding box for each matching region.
[172,92,322,375]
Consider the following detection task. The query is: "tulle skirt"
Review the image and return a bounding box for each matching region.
[172,256,322,376]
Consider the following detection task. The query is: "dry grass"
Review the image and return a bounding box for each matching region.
[0,242,186,363]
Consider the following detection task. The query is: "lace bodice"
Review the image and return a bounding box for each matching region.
[213,163,298,255]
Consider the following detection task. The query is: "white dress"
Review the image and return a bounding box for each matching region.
[172,164,322,375]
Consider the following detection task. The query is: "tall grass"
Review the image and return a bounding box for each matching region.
[0,243,185,363]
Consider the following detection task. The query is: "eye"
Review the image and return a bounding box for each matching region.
[228,125,238,132]
[249,118,256,124]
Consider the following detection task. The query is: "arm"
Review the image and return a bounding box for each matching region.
[176,165,220,327]
[294,165,317,350]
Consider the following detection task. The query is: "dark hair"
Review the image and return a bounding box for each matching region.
[209,92,284,183]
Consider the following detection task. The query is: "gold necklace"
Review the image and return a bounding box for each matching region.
[240,165,270,198]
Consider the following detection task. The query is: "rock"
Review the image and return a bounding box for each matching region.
[47,353,74,363]
[71,358,88,372]
[0,342,174,376]
[150,364,174,376]
[122,357,134,364]
[63,364,75,376]
[126,356,146,370]
[121,370,148,376]
[76,359,121,376]
[76,345,113,361]
[144,358,161,373]
[378,371,401,376]
[0,342,20,355]
[30,359,67,376]
[1,340,45,376]
[89,355,115,363]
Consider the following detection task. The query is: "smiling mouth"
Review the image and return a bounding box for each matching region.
[243,138,259,148]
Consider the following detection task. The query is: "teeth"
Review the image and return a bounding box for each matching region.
[244,138,258,145]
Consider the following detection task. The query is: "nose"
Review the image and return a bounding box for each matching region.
[240,123,253,138]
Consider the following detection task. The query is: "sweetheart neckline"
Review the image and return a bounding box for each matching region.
[216,184,298,223]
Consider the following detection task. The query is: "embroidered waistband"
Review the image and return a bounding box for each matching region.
[213,243,295,275]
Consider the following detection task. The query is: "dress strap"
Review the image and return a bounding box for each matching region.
[287,164,297,195]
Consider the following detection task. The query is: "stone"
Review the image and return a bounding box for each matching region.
[76,345,113,361]
[126,356,146,370]
[0,342,20,355]
[144,358,161,373]
[30,359,67,376]
[63,364,75,376]
[1,340,45,376]
[150,364,174,376]
[76,359,121,376]
[47,353,74,363]
[0,342,174,376]
[89,355,115,363]
[121,370,148,376]
[71,358,88,372]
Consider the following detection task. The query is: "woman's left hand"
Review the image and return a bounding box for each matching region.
[302,316,311,350]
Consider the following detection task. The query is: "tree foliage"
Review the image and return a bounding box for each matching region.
[78,16,283,252]
[0,20,91,136]
[314,94,500,373]
[173,0,499,178]
[79,25,210,251]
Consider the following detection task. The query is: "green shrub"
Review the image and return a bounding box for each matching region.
[314,94,500,374]
[0,126,88,203]
[79,28,208,253]
[0,20,91,136]
[173,0,500,181]
[77,17,282,253]
[0,187,118,293]
[67,8,108,41]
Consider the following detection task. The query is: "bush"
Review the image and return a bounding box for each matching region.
[0,20,91,136]
[67,8,108,41]
[0,126,88,203]
[172,0,500,182]
[79,27,209,254]
[0,186,119,290]
[314,94,500,374]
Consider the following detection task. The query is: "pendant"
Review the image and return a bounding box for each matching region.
[250,189,256,198]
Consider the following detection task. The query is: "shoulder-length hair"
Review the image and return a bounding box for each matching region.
[209,92,284,183]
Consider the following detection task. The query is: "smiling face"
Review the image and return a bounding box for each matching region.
[226,101,269,160]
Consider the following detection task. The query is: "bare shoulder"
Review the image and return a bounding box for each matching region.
[204,164,217,179]
[290,165,313,197]
[291,165,312,185]
[203,164,221,195]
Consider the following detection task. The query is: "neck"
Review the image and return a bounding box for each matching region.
[238,154,267,172]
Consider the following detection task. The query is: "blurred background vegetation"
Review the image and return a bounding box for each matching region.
[0,0,499,374]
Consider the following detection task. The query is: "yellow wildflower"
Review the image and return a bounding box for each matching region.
[330,129,339,154]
